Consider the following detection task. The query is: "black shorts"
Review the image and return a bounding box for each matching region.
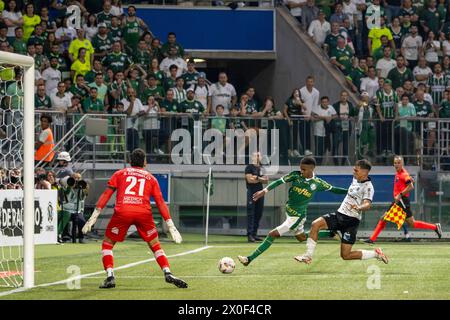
[390,196,413,218]
[323,211,360,245]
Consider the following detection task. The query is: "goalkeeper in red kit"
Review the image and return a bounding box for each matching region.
[82,149,187,289]
[363,155,442,244]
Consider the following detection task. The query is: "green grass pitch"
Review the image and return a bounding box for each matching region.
[1,234,449,300]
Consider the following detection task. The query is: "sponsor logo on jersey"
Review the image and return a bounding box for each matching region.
[123,196,143,205]
[292,186,312,198]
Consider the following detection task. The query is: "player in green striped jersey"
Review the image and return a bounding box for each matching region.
[238,157,348,266]
[428,63,448,106]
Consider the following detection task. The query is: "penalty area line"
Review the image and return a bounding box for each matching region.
[0,246,211,298]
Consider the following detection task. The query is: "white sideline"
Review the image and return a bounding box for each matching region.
[0,246,211,298]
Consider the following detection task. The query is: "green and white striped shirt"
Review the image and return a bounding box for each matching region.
[427,73,448,105]
[173,87,187,104]
[376,89,398,119]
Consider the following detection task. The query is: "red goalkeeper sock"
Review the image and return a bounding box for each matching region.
[413,221,437,230]
[370,220,387,241]
[151,242,170,272]
[102,241,114,275]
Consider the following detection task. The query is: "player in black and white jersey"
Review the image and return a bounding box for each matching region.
[294,159,389,265]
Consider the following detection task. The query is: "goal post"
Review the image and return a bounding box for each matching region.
[0,51,35,288]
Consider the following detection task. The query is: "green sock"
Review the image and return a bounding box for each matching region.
[305,230,335,239]
[248,235,275,262]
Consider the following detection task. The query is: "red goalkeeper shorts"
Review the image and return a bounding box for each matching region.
[105,210,158,243]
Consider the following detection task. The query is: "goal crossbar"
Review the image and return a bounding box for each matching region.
[0,51,35,288]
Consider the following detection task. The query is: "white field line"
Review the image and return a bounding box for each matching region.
[84,273,425,279]
[0,246,211,298]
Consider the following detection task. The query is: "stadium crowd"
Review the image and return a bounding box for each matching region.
[295,0,450,163]
[0,0,450,167]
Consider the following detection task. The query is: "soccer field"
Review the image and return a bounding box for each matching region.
[1,234,449,300]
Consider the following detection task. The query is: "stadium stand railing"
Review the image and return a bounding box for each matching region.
[30,110,450,171]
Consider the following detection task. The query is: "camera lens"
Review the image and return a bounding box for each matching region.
[77,180,87,189]
[67,177,76,187]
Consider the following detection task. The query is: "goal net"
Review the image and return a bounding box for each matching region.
[0,52,35,288]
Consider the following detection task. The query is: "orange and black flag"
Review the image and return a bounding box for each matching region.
[383,201,407,229]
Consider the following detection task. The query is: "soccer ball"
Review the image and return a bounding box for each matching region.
[218,257,235,274]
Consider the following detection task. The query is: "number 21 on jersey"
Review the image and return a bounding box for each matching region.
[125,176,146,196]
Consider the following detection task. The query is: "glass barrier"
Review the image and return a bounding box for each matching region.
[30,111,450,169]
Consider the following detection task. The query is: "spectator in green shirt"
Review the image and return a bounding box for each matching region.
[439,90,450,118]
[109,16,123,44]
[324,22,342,56]
[161,32,185,59]
[96,0,114,29]
[396,94,416,131]
[132,39,152,71]
[142,74,165,103]
[5,66,23,110]
[395,94,417,158]
[150,38,163,62]
[127,66,147,101]
[70,74,90,101]
[181,59,200,89]
[163,64,178,92]
[211,105,227,135]
[330,36,354,76]
[35,84,52,109]
[122,5,150,54]
[84,59,104,84]
[372,35,396,62]
[108,70,128,107]
[92,22,112,60]
[12,27,27,55]
[83,87,104,114]
[28,24,46,46]
[387,55,414,90]
[420,0,445,36]
[346,57,367,93]
[102,41,132,74]
[47,44,68,72]
[89,73,109,107]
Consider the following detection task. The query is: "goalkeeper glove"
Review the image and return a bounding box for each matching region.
[166,219,182,244]
[82,208,101,234]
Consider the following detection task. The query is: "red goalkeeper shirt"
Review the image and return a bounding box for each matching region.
[108,167,164,214]
[393,168,413,198]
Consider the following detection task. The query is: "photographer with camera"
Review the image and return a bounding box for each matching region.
[35,167,51,189]
[58,172,89,244]
[54,151,74,179]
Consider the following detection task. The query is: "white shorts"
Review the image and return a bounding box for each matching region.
[275,213,306,236]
